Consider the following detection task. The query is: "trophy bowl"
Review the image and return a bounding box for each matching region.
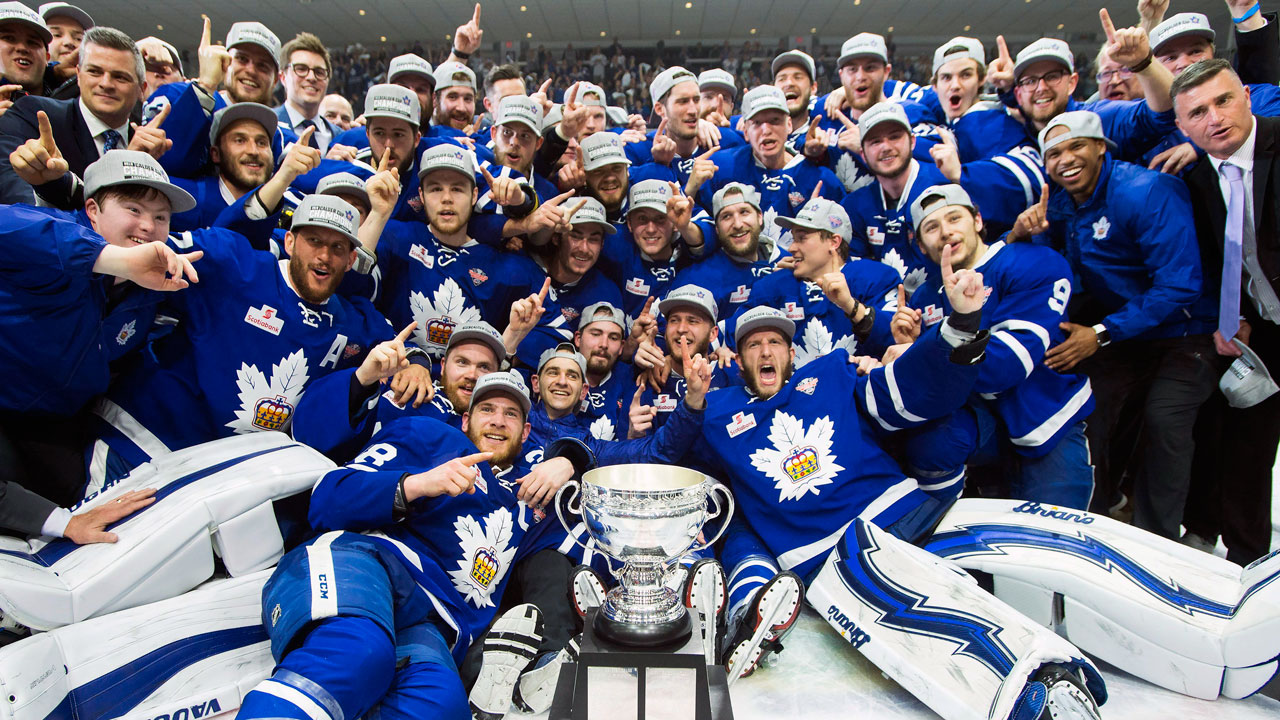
[557,464,734,648]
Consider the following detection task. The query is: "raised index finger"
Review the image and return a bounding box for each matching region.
[940,241,955,283]
[641,295,655,317]
[537,276,550,303]
[832,107,858,130]
[567,82,579,107]
[810,179,824,200]
[377,147,392,173]
[997,35,1011,63]
[1038,182,1049,211]
[200,14,212,48]
[1099,8,1117,43]
[394,321,417,343]
[564,197,589,222]
[36,110,55,151]
[547,189,575,206]
[147,102,171,128]
[656,117,668,137]
[297,125,316,147]
[472,3,482,26]
[459,450,493,467]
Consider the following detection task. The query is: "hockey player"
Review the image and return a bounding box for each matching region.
[86,194,401,490]
[0,2,50,98]
[168,102,279,231]
[1012,110,1216,537]
[328,54,435,154]
[737,197,899,365]
[688,85,843,247]
[533,195,623,329]
[894,184,1095,508]
[143,17,285,178]
[629,284,731,437]
[915,37,1034,162]
[487,94,558,202]
[840,101,1045,297]
[626,66,742,183]
[990,10,1178,162]
[431,60,478,135]
[0,150,200,507]
[574,302,633,441]
[698,68,736,125]
[674,182,785,321]
[771,49,818,154]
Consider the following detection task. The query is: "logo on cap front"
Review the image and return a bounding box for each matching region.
[121,160,165,182]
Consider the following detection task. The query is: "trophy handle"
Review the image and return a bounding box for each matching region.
[554,479,592,554]
[688,482,734,554]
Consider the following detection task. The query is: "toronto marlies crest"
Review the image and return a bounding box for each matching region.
[749,412,845,501]
[227,349,310,434]
[410,278,482,354]
[448,507,518,608]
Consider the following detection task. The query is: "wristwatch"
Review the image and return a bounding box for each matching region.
[1091,323,1111,347]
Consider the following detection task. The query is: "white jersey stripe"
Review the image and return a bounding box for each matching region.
[992,330,1035,379]
[94,398,172,458]
[253,680,333,720]
[1010,379,1093,447]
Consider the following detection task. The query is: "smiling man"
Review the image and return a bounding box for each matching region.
[1007,110,1216,540]
[274,32,337,152]
[85,194,398,490]
[166,102,277,231]
[771,49,817,153]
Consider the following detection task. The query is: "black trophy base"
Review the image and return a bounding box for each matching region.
[549,608,733,720]
[593,606,693,649]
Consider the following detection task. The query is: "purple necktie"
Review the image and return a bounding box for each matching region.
[1219,162,1245,340]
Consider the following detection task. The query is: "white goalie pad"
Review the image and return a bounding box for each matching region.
[0,433,334,631]
[922,499,1280,700]
[0,570,271,720]
[807,518,1105,720]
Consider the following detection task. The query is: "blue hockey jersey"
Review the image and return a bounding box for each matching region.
[672,240,787,323]
[579,363,635,442]
[95,228,393,463]
[910,241,1094,456]
[693,145,844,242]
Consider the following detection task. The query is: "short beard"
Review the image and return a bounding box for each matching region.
[287,255,336,304]
[744,362,793,399]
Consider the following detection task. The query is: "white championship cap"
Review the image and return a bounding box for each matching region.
[774,198,852,243]
[932,37,985,77]
[698,68,737,98]
[565,196,616,234]
[1220,339,1279,408]
[445,321,506,362]
[418,144,476,183]
[580,131,631,171]
[578,302,627,332]
[538,341,588,376]
[209,102,277,144]
[469,371,532,415]
[493,95,543,134]
[1038,110,1108,155]
[838,33,888,67]
[741,85,789,120]
[712,182,762,218]
[388,53,434,84]
[0,2,50,43]
[291,195,360,246]
[858,101,912,138]
[659,284,718,322]
[649,66,697,104]
[225,22,281,66]
[37,2,90,30]
[772,49,816,81]
[625,178,674,216]
[433,61,476,92]
[363,84,420,128]
[83,151,196,212]
[1151,13,1216,55]
[316,172,370,209]
[1014,38,1074,79]
[735,305,795,346]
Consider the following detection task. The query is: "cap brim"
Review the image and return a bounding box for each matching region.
[569,218,617,235]
[1152,29,1215,54]
[212,105,279,143]
[125,179,197,213]
[625,200,668,217]
[745,104,789,121]
[496,117,540,134]
[839,51,886,68]
[582,155,631,172]
[291,219,359,246]
[42,7,91,30]
[773,215,820,233]
[318,185,370,207]
[658,297,715,321]
[363,110,419,128]
[1014,53,1072,79]
[418,163,476,184]
[470,386,531,415]
[389,70,435,86]
[229,40,279,67]
[447,329,506,362]
[699,81,736,97]
[4,17,52,43]
[860,116,910,138]
[772,53,814,78]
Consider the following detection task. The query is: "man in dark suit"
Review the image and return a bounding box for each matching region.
[273,31,338,153]
[1175,58,1280,565]
[0,25,166,205]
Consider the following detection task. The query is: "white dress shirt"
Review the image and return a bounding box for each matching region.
[79,99,130,157]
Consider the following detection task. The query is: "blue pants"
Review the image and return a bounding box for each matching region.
[238,533,468,720]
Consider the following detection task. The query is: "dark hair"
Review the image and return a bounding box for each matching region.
[90,184,170,210]
[485,63,522,92]
[1171,57,1235,106]
[281,32,331,73]
[80,27,144,84]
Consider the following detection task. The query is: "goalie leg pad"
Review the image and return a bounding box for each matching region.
[0,434,335,631]
[0,571,273,720]
[925,499,1280,699]
[807,518,1104,720]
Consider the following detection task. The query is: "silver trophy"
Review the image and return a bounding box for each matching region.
[556,464,734,647]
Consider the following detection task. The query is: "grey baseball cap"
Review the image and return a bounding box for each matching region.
[712,182,761,218]
[772,49,816,81]
[494,95,543,134]
[226,22,281,67]
[565,196,616,234]
[445,320,506,363]
[932,36,985,77]
[316,172,369,209]
[1014,38,1074,79]
[775,198,852,243]
[1220,339,1279,408]
[418,144,476,184]
[138,36,182,75]
[433,61,476,92]
[83,151,196,212]
[735,306,795,346]
[469,370,531,416]
[858,101,912,139]
[698,68,737,98]
[659,284,718,322]
[0,2,50,43]
[580,131,631,171]
[1038,110,1107,155]
[37,2,90,30]
[649,66,697,104]
[364,84,420,128]
[388,53,434,84]
[741,85,789,121]
[1151,13,1216,55]
[578,301,626,332]
[838,33,888,68]
[625,178,674,216]
[573,81,609,109]
[538,341,588,376]
[291,194,360,246]
[909,184,976,231]
[208,102,277,144]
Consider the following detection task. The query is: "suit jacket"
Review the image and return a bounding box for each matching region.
[273,104,337,152]
[0,478,58,537]
[0,94,100,206]
[1235,12,1280,86]
[1185,114,1280,328]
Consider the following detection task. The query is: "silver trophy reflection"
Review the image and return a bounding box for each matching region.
[557,464,734,647]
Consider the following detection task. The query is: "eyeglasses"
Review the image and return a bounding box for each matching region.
[289,63,330,81]
[1015,68,1069,89]
[1096,68,1134,83]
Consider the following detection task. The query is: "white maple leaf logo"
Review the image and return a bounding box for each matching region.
[793,319,853,367]
[764,207,791,249]
[448,508,518,608]
[903,266,928,295]
[882,248,908,279]
[589,415,616,441]
[226,349,311,434]
[836,153,874,193]
[409,277,482,355]
[749,411,845,502]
